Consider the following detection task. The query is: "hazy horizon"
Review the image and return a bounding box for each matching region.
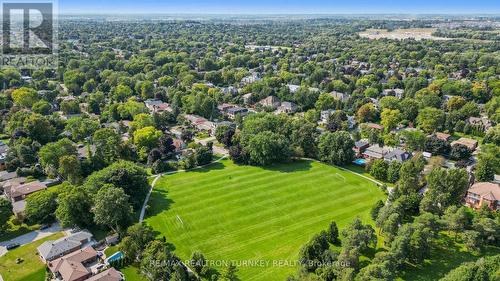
[58,0,500,15]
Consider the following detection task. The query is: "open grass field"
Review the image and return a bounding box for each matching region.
[359,28,450,41]
[145,159,386,280]
[0,232,64,281]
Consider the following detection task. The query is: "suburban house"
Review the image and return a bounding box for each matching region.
[287,84,300,93]
[451,137,478,151]
[86,268,123,281]
[0,141,8,171]
[37,231,94,262]
[353,140,370,156]
[362,145,387,160]
[328,91,349,102]
[465,182,500,211]
[320,110,336,124]
[240,73,261,85]
[259,96,281,109]
[277,101,298,114]
[433,132,451,142]
[184,114,216,135]
[363,123,384,131]
[217,103,248,119]
[6,180,47,202]
[226,107,249,119]
[467,117,493,131]
[384,149,412,163]
[362,145,411,163]
[242,93,253,104]
[48,247,98,281]
[382,89,404,99]
[77,144,96,160]
[0,171,18,192]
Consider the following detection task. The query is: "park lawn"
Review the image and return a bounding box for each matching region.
[145,159,385,281]
[0,232,64,281]
[121,265,146,281]
[398,233,500,281]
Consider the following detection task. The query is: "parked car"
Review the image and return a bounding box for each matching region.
[6,243,20,250]
[39,224,51,230]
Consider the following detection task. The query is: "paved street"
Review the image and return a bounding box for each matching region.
[0,223,61,257]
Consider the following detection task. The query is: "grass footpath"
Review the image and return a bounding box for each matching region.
[0,232,64,281]
[145,159,386,280]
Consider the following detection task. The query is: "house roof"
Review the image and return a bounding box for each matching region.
[37,231,93,261]
[58,260,91,281]
[451,137,478,150]
[364,123,384,130]
[384,149,411,162]
[48,247,97,274]
[434,132,451,141]
[468,182,500,201]
[86,268,123,281]
[9,181,47,198]
[0,171,18,182]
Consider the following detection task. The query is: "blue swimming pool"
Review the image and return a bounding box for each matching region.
[353,159,366,165]
[105,251,123,264]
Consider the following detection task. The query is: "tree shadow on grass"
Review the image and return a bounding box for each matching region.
[145,189,175,218]
[262,159,313,173]
[399,233,500,281]
[190,162,226,173]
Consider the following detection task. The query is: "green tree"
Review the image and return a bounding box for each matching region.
[65,117,100,141]
[119,223,155,262]
[370,159,388,181]
[356,103,378,123]
[25,190,57,224]
[12,87,39,107]
[56,185,93,228]
[92,128,123,167]
[318,131,355,166]
[474,154,495,182]
[417,107,445,133]
[92,184,132,231]
[38,138,77,176]
[0,197,13,228]
[84,161,149,209]
[246,131,290,166]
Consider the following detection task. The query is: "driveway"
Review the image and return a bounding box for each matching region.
[0,223,61,257]
[195,137,228,155]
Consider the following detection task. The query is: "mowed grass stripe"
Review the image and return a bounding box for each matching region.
[169,187,374,245]
[146,160,385,281]
[163,170,361,220]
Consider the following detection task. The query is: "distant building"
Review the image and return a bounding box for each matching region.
[363,123,384,131]
[384,149,412,163]
[184,114,216,135]
[451,137,478,151]
[465,182,500,211]
[259,96,281,109]
[287,84,300,93]
[382,89,404,99]
[468,117,492,131]
[226,107,249,119]
[328,91,349,102]
[277,101,298,114]
[433,132,451,142]
[242,93,253,104]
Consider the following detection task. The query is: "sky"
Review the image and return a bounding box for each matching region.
[59,0,500,15]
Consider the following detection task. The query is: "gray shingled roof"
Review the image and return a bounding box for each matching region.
[37,231,93,261]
